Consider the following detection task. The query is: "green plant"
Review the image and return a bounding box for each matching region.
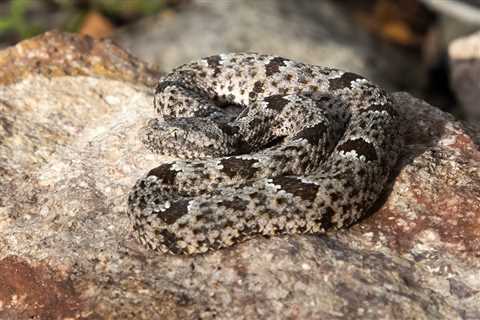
[91,0,165,17]
[0,0,168,42]
[0,0,43,39]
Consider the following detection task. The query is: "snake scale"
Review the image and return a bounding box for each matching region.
[127,53,402,255]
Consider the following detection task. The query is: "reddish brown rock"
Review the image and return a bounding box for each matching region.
[358,93,480,257]
[0,256,95,319]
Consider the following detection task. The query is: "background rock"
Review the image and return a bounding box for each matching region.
[114,0,422,92]
[421,0,480,24]
[1,32,479,319]
[420,0,480,106]
[420,0,480,52]
[449,30,480,122]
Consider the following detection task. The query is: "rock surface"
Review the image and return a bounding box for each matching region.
[0,30,160,212]
[1,32,479,320]
[449,30,480,122]
[114,0,422,92]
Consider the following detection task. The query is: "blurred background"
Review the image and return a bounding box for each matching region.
[1,0,480,122]
[0,0,183,43]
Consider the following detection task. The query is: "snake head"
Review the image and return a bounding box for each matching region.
[141,118,238,159]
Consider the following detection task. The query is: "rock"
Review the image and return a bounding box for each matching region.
[1,31,479,319]
[449,30,480,122]
[0,256,86,319]
[114,0,422,92]
[0,30,160,207]
[420,0,480,77]
[0,30,160,87]
[420,0,480,48]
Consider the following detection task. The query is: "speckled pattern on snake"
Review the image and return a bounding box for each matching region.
[127,52,402,255]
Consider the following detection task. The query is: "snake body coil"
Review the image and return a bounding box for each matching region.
[127,53,402,255]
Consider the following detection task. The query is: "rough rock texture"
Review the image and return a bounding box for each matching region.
[0,31,160,211]
[449,30,480,122]
[1,32,479,319]
[0,30,160,87]
[0,256,86,319]
[114,0,422,92]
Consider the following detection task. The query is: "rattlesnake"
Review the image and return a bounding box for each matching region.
[127,53,402,255]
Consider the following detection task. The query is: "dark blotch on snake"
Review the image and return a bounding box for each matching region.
[319,207,335,229]
[147,163,178,185]
[206,55,222,77]
[271,176,319,202]
[155,80,182,94]
[157,229,183,254]
[337,138,378,162]
[220,158,261,179]
[219,198,250,211]
[328,72,363,90]
[154,199,191,225]
[293,122,328,145]
[264,95,290,112]
[265,57,288,76]
[252,81,264,94]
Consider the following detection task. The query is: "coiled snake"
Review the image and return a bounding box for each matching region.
[127,53,402,255]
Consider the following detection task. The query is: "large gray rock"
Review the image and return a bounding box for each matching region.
[1,32,479,319]
[114,0,422,92]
